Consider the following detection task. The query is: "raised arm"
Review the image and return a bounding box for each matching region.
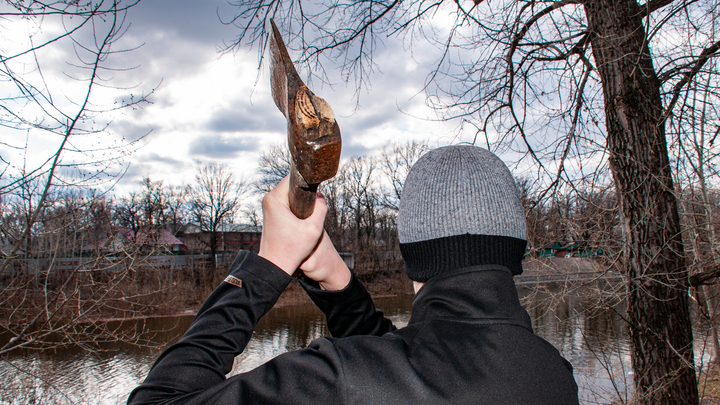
[128,176,328,404]
[298,231,396,338]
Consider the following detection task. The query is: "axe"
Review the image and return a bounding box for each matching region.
[268,19,342,219]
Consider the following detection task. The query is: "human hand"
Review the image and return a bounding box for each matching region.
[258,176,327,275]
[300,231,351,291]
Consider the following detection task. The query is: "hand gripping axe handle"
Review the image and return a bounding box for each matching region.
[269,19,342,219]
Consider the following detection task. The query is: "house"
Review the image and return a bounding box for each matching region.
[178,223,262,254]
[105,229,188,254]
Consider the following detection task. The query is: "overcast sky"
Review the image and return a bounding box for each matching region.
[67,0,464,196]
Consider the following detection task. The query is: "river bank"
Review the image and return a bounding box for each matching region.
[0,256,619,338]
[274,256,620,307]
[130,256,622,313]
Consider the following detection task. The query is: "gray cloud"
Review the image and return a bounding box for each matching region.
[205,105,285,133]
[120,153,185,185]
[342,105,400,135]
[143,153,185,169]
[341,142,372,159]
[98,0,244,93]
[112,119,155,143]
[117,152,186,189]
[189,134,259,158]
[35,1,233,90]
[121,161,154,187]
[127,0,236,45]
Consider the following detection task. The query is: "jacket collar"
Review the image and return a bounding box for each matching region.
[408,265,533,331]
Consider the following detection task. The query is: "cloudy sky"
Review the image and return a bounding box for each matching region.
[2,0,469,197]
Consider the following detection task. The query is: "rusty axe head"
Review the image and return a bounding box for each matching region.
[269,19,341,218]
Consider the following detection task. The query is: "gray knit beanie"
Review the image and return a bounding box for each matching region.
[398,145,527,281]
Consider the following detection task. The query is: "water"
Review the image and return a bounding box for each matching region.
[0,283,651,404]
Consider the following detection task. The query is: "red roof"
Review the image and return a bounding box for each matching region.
[119,229,186,247]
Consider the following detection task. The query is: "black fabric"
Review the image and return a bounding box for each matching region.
[128,251,579,405]
[399,233,527,281]
[298,274,396,337]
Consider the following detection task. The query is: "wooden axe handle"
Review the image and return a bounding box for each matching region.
[289,162,318,219]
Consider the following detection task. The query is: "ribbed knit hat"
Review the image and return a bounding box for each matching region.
[398,145,527,281]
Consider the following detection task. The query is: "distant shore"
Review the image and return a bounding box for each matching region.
[91,257,620,323]
[274,257,620,308]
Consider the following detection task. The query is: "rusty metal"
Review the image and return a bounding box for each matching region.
[269,19,342,219]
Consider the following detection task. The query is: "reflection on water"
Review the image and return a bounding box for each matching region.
[519,283,632,404]
[0,283,648,404]
[0,316,196,405]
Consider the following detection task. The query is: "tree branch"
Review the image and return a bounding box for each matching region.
[658,39,720,130]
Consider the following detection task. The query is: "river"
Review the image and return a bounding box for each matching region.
[1,281,702,405]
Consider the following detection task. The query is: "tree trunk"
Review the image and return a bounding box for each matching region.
[584,0,698,403]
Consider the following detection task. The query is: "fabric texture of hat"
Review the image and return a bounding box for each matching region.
[398,145,527,281]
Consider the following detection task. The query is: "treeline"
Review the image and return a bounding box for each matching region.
[1,165,244,261]
[3,141,719,278]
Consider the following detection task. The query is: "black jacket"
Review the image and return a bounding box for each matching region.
[128,251,579,404]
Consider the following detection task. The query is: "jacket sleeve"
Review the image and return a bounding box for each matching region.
[128,250,348,405]
[298,274,396,338]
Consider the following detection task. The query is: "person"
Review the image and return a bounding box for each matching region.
[128,145,579,404]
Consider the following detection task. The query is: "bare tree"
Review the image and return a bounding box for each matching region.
[520,179,621,262]
[116,178,187,232]
[255,143,291,193]
[321,171,346,249]
[380,140,429,211]
[673,26,720,373]
[115,192,144,236]
[340,156,377,251]
[0,0,153,275]
[187,163,248,284]
[0,2,172,384]
[225,1,720,401]
[139,178,167,230]
[0,185,157,357]
[163,184,189,235]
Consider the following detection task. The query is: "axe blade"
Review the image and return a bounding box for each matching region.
[268,19,342,219]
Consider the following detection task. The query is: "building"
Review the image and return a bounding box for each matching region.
[105,229,188,254]
[178,223,262,254]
